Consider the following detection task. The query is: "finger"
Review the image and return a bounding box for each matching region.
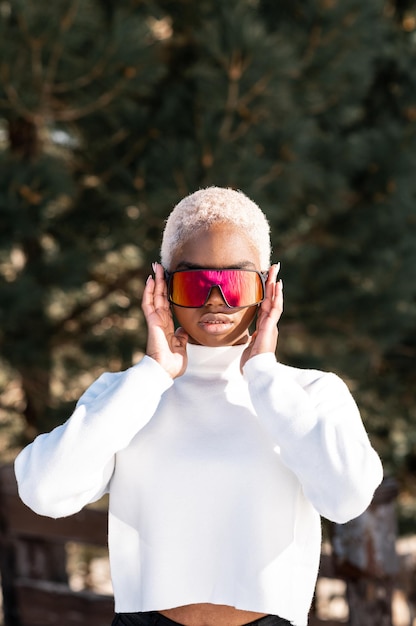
[272,279,283,313]
[152,262,170,310]
[278,279,283,307]
[260,264,279,315]
[270,262,281,282]
[141,274,156,316]
[265,263,280,301]
[257,279,283,328]
[265,279,283,318]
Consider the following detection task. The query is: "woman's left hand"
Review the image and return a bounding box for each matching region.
[240,263,283,370]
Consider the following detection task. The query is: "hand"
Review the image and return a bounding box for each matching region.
[141,263,188,378]
[240,263,283,370]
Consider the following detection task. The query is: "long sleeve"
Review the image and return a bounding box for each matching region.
[14,356,173,518]
[243,353,383,524]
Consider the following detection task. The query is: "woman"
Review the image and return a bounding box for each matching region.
[15,187,383,626]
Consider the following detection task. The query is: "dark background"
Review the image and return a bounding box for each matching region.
[1,0,416,531]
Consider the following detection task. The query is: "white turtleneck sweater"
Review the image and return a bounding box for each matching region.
[15,344,382,626]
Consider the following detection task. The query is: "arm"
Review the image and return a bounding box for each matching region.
[244,354,383,523]
[15,263,188,519]
[14,356,173,518]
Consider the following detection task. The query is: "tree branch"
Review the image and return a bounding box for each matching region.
[50,76,131,121]
[43,0,81,98]
[51,267,147,337]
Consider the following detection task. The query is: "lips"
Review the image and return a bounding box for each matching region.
[199,313,233,325]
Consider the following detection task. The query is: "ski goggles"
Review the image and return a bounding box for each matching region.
[165,268,267,308]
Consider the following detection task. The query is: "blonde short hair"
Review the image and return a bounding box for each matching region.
[160,186,271,270]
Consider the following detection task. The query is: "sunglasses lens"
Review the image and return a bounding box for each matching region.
[170,271,206,307]
[169,270,264,308]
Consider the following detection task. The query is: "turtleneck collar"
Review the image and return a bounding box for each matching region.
[185,341,249,378]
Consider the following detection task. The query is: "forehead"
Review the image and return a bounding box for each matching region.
[170,223,261,270]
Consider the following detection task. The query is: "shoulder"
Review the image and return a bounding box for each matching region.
[75,370,124,406]
[276,361,332,382]
[75,355,171,407]
[276,361,350,397]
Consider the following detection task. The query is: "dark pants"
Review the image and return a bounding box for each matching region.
[111,612,292,626]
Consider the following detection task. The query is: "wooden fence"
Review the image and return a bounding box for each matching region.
[0,464,402,626]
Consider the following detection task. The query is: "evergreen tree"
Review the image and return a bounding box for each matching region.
[1,0,416,524]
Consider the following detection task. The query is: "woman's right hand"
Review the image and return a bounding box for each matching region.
[141,262,188,379]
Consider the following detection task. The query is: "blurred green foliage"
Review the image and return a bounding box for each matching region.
[1,0,416,528]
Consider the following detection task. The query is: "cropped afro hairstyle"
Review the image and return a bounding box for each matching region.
[160,186,271,271]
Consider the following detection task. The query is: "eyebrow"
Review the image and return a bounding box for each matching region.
[175,261,257,270]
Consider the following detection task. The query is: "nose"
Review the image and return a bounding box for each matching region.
[205,285,228,307]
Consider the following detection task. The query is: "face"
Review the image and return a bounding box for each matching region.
[169,223,263,347]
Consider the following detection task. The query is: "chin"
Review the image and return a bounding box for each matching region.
[189,332,248,347]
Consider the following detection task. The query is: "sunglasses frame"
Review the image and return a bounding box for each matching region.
[164,268,268,309]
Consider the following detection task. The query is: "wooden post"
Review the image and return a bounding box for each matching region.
[0,464,113,626]
[331,477,399,626]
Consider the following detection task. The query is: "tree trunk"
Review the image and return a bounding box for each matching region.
[332,477,399,626]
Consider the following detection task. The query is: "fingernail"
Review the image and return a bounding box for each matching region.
[275,262,281,274]
[280,279,283,290]
[146,274,152,284]
[152,262,157,273]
